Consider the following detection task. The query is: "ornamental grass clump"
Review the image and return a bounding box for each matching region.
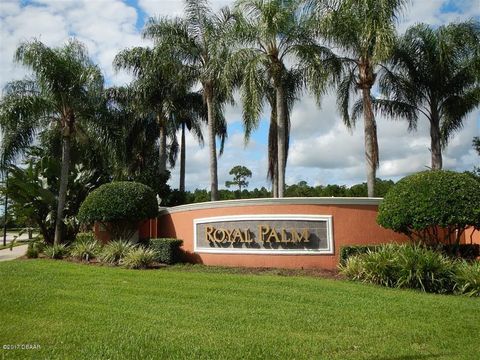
[44,244,69,259]
[340,244,457,294]
[454,261,480,297]
[70,240,101,262]
[121,247,157,269]
[100,240,137,265]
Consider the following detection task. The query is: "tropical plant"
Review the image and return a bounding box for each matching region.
[113,47,192,178]
[43,243,69,259]
[78,181,158,241]
[143,0,233,201]
[121,247,157,269]
[377,170,480,245]
[377,21,480,170]
[454,261,480,297]
[0,39,104,244]
[312,0,408,197]
[100,240,137,265]
[70,239,101,262]
[229,0,338,197]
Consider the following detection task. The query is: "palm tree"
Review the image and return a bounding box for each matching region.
[113,47,188,177]
[312,0,408,197]
[143,0,234,201]
[376,21,480,170]
[171,91,205,192]
[230,0,337,197]
[0,39,103,244]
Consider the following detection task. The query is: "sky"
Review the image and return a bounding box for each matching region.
[0,0,479,192]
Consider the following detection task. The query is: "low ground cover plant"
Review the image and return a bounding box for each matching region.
[340,244,479,296]
[70,240,101,262]
[44,243,70,259]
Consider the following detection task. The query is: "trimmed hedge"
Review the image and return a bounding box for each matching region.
[377,170,480,244]
[149,238,183,264]
[78,181,158,224]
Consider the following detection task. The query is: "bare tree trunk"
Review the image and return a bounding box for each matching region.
[362,87,379,198]
[276,85,287,198]
[158,115,167,176]
[429,110,442,170]
[179,122,186,192]
[205,86,218,201]
[54,134,71,245]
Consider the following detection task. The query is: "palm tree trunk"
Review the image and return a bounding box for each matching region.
[158,115,167,176]
[276,85,287,198]
[54,134,71,245]
[179,122,186,192]
[429,110,442,170]
[205,86,218,201]
[268,110,279,198]
[361,87,379,197]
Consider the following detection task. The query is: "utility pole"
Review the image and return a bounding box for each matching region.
[3,169,8,247]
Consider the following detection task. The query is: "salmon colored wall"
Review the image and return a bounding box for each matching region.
[465,227,480,245]
[155,202,409,270]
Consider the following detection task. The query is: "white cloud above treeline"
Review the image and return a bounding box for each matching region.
[0,0,478,191]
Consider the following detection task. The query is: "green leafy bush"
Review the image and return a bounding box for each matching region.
[78,181,158,240]
[100,240,137,265]
[44,244,69,259]
[149,238,183,264]
[339,245,380,265]
[377,170,480,245]
[440,244,480,260]
[454,261,480,297]
[70,240,101,262]
[121,247,157,269]
[340,244,456,293]
[25,241,44,259]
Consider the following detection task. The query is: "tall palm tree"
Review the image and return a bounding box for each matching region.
[113,47,188,177]
[171,91,205,192]
[376,21,480,170]
[0,39,103,244]
[143,0,234,201]
[313,0,408,197]
[230,0,337,197]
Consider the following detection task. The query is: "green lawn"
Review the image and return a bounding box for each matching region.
[0,260,478,359]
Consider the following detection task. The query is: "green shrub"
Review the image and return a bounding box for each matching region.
[340,244,456,294]
[100,240,137,265]
[44,244,69,259]
[70,240,101,262]
[78,181,158,240]
[121,247,157,269]
[75,232,96,243]
[440,244,480,260]
[339,245,380,265]
[377,170,480,245]
[454,261,480,297]
[25,241,43,259]
[149,238,183,264]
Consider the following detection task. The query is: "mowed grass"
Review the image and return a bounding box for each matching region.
[0,260,479,359]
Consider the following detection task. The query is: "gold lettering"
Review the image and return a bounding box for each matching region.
[206,226,215,242]
[232,228,244,242]
[292,228,310,243]
[259,225,270,242]
[266,227,281,243]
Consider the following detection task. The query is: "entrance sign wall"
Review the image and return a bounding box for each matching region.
[194,215,333,254]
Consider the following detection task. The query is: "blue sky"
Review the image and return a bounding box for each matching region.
[0,0,479,191]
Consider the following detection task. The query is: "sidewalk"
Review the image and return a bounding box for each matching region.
[0,245,28,262]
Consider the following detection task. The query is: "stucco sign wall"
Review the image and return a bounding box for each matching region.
[194,215,334,254]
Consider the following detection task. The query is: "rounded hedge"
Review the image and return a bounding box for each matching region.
[377,170,480,242]
[78,181,158,224]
